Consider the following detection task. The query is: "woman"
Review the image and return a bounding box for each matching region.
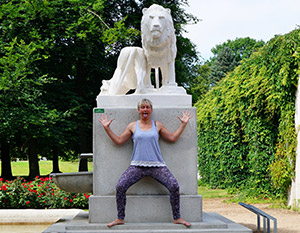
[98,98,192,227]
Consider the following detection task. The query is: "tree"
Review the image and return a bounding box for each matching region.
[209,47,239,85]
[0,39,55,178]
[208,37,265,86]
[189,37,265,100]
[0,0,199,178]
[211,37,265,62]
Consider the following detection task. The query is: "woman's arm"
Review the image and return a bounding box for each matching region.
[157,110,192,143]
[98,114,134,145]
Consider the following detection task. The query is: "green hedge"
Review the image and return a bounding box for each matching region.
[0,176,90,209]
[196,28,300,198]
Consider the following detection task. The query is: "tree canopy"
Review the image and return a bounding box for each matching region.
[189,37,265,103]
[0,0,200,178]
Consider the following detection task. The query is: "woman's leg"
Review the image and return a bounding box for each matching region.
[115,166,144,220]
[150,166,191,227]
[150,166,181,219]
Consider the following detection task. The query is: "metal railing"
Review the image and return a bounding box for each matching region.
[239,202,277,233]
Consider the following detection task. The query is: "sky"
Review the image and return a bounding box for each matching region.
[183,0,300,60]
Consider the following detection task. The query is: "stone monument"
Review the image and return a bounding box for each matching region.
[90,4,202,223]
[44,4,252,232]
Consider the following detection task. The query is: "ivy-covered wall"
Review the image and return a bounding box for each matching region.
[195,28,300,198]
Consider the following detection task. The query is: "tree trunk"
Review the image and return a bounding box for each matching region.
[76,58,92,155]
[28,138,40,179]
[0,141,13,180]
[51,147,61,173]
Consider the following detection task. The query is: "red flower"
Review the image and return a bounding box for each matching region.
[64,197,68,200]
[26,201,30,205]
[70,199,73,202]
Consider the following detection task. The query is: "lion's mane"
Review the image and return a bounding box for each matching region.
[141,4,176,68]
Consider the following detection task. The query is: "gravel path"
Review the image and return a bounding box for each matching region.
[0,201,299,233]
[203,198,300,233]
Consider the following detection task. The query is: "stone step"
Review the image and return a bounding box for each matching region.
[43,212,252,233]
[66,230,249,233]
[66,222,227,231]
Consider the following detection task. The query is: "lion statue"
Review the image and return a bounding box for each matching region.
[141,4,177,87]
[99,4,185,95]
[99,47,152,95]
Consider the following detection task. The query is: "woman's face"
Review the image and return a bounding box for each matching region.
[138,103,153,120]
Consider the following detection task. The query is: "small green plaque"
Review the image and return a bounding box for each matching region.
[94,108,104,113]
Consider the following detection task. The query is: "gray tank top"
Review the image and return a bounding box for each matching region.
[130,120,166,167]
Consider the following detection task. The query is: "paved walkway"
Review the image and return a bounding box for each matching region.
[0,209,84,233]
[0,209,84,224]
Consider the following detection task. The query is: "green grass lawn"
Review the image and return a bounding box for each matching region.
[0,160,93,176]
[198,185,233,199]
[3,161,231,198]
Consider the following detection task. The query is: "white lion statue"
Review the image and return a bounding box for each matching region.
[99,4,185,95]
[100,47,152,95]
[141,4,177,87]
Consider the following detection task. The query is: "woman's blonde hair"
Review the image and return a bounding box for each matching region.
[137,98,153,109]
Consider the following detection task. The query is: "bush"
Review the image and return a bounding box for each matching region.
[0,176,90,209]
[196,28,300,198]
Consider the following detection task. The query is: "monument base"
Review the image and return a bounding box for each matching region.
[96,94,192,108]
[43,212,252,233]
[89,194,202,223]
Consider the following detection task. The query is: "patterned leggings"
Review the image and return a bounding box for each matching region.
[116,165,181,220]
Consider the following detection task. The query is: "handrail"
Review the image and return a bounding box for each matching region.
[238,202,277,233]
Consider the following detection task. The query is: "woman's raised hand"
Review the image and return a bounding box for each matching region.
[177,110,193,125]
[98,114,114,128]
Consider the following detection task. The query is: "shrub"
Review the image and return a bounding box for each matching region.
[196,28,300,198]
[0,177,90,209]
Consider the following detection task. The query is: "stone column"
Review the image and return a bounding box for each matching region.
[89,94,202,223]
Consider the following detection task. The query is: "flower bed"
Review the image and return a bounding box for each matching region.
[0,176,90,209]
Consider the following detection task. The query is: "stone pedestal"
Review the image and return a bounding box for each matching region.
[89,95,202,223]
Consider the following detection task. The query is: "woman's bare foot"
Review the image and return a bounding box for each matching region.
[174,218,191,227]
[107,219,124,227]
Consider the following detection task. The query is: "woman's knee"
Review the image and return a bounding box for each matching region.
[116,182,127,194]
[169,181,180,193]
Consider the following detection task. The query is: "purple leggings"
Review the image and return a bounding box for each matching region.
[116,165,181,220]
